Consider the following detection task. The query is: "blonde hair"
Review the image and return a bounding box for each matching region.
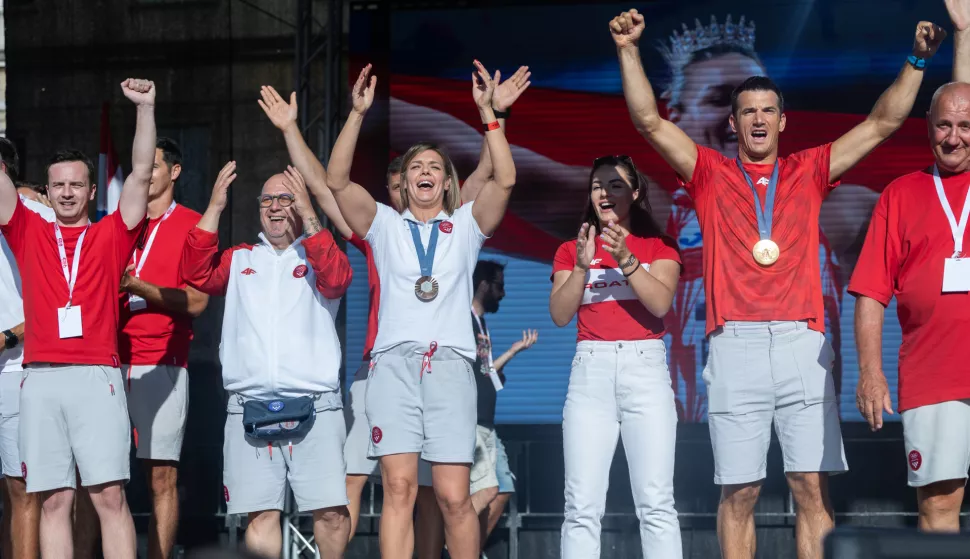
[398,143,462,215]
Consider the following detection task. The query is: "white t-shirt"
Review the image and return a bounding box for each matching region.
[366,202,487,359]
[0,196,56,372]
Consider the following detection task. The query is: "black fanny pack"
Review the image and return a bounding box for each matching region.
[242,396,316,442]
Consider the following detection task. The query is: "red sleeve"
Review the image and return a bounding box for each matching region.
[346,232,367,254]
[108,210,146,274]
[303,230,353,299]
[179,228,236,297]
[676,145,724,200]
[0,198,34,258]
[550,241,575,281]
[640,236,682,265]
[847,189,896,306]
[795,143,841,198]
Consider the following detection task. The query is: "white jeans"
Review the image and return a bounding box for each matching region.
[561,340,682,559]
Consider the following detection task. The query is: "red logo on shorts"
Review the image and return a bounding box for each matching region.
[909,450,922,471]
[223,485,230,502]
[293,264,308,278]
[439,221,453,234]
[371,426,383,444]
[20,462,26,479]
[241,268,257,276]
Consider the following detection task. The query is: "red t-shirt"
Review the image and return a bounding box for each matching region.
[347,234,379,362]
[679,144,838,335]
[552,233,681,341]
[848,168,970,412]
[118,204,201,367]
[0,200,142,366]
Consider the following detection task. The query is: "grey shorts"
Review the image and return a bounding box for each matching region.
[345,362,434,486]
[470,425,499,494]
[495,435,515,494]
[0,371,22,477]
[366,344,476,464]
[224,393,348,515]
[19,364,131,492]
[123,365,189,462]
[703,321,848,485]
[902,399,970,487]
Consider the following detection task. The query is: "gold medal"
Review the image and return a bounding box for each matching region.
[752,239,780,267]
[414,276,439,301]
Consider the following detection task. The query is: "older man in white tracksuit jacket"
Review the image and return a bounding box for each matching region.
[181,163,353,558]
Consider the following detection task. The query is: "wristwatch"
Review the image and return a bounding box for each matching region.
[907,54,927,70]
[2,330,17,350]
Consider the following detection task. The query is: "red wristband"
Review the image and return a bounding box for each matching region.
[483,121,501,132]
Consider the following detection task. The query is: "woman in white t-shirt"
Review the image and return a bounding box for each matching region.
[325,62,515,559]
[550,155,683,559]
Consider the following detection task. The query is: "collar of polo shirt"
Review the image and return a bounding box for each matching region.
[401,208,450,224]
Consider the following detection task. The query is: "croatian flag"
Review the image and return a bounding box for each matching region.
[96,102,124,219]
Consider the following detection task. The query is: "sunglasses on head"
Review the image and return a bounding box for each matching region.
[592,155,641,188]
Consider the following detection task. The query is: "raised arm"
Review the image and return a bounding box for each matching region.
[461,66,531,203]
[258,86,353,239]
[470,60,517,237]
[117,79,157,230]
[612,10,697,180]
[947,0,970,82]
[830,22,945,182]
[0,168,18,225]
[550,226,595,327]
[492,329,538,372]
[327,65,379,239]
[854,296,893,431]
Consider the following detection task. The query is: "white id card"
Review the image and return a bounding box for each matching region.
[57,306,83,339]
[128,294,147,312]
[488,367,504,392]
[943,258,970,293]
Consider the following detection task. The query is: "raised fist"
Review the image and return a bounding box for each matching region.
[913,21,947,59]
[121,78,156,106]
[609,9,645,49]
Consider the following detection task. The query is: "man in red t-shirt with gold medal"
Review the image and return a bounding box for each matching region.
[851,0,970,534]
[612,8,946,559]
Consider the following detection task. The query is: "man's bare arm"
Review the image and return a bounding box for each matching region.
[612,10,698,180]
[117,79,157,229]
[123,278,209,318]
[830,22,945,181]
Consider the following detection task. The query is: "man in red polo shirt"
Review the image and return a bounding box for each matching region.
[851,1,970,533]
[0,78,156,559]
[117,136,209,559]
[611,8,945,559]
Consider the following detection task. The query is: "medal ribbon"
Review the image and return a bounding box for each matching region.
[932,165,970,258]
[736,158,779,242]
[407,219,441,280]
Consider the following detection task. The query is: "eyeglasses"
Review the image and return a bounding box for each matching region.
[257,194,295,208]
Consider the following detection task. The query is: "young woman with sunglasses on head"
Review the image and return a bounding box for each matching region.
[550,155,683,558]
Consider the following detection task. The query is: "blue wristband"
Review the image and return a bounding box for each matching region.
[907,54,927,70]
